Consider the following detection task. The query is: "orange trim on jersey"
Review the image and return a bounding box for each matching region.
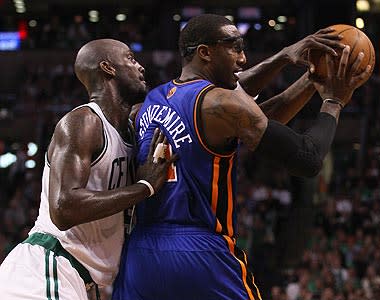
[172,79,205,86]
[223,236,255,300]
[243,249,248,265]
[193,86,236,158]
[215,219,223,233]
[224,235,235,254]
[226,156,234,237]
[211,157,220,213]
[212,157,223,233]
[252,277,262,300]
[244,247,262,300]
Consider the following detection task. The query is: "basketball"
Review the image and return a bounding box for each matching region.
[309,24,375,84]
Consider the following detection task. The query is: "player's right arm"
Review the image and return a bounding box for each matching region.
[48,107,175,231]
[238,27,344,97]
[238,28,345,124]
[202,47,371,178]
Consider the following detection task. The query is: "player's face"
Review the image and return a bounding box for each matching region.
[116,46,147,105]
[210,25,247,89]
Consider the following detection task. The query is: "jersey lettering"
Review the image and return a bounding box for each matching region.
[108,157,128,190]
[138,105,192,149]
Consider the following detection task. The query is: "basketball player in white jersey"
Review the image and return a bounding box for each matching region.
[0,39,176,300]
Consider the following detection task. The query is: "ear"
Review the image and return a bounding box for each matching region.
[197,44,212,62]
[99,61,116,77]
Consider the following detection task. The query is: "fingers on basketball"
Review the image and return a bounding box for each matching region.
[308,24,375,85]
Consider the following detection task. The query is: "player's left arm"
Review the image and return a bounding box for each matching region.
[203,88,330,178]
[258,72,316,124]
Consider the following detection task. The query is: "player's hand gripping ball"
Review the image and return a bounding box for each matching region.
[309,24,375,85]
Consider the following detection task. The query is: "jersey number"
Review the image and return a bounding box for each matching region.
[166,144,177,182]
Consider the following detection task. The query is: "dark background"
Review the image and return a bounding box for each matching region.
[0,1,379,299]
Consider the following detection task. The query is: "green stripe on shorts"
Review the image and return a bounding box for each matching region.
[53,255,59,300]
[45,250,60,300]
[45,250,52,300]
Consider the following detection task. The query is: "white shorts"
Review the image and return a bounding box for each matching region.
[0,243,89,300]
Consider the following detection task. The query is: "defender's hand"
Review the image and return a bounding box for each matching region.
[137,128,178,193]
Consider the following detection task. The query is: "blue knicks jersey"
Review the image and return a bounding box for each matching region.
[136,79,239,238]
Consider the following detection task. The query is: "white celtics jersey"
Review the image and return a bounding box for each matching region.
[30,102,135,287]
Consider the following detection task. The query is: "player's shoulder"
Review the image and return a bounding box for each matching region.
[203,87,242,108]
[55,104,102,136]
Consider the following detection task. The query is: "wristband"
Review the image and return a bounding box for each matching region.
[137,180,155,197]
[323,98,344,109]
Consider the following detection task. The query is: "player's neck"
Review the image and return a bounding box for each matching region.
[89,88,131,134]
[180,64,205,81]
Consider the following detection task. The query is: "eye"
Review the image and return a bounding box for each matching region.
[233,41,245,53]
[127,55,136,63]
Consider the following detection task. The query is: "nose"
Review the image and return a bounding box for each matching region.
[237,51,247,66]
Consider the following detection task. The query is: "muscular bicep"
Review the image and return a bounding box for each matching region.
[202,88,268,151]
[48,109,103,215]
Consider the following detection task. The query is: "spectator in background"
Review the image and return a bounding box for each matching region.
[67,15,90,49]
[361,265,380,299]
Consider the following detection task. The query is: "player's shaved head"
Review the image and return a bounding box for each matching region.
[74,39,128,91]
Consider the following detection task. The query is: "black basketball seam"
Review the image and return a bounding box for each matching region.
[337,27,356,58]
[337,28,353,35]
[309,26,373,77]
[350,29,360,56]
[352,29,373,71]
[338,27,368,71]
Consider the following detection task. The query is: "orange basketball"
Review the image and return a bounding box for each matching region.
[308,24,375,84]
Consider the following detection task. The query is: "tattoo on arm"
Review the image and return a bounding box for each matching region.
[203,90,267,151]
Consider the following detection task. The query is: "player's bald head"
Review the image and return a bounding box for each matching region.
[74,39,129,88]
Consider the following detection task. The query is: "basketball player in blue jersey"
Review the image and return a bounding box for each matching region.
[0,39,177,300]
[112,15,372,300]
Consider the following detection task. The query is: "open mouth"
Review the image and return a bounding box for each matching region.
[139,76,146,84]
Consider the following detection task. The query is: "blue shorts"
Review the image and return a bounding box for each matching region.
[112,224,262,300]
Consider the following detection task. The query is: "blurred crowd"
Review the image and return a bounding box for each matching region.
[0,10,300,53]
[0,43,379,299]
[235,140,380,300]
